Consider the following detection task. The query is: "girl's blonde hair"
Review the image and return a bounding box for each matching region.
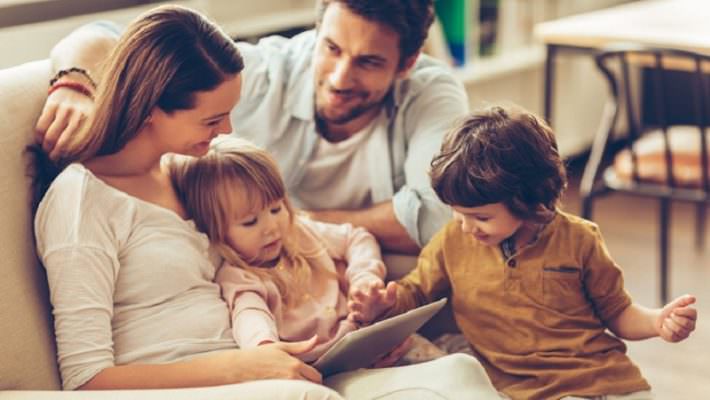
[169,137,325,305]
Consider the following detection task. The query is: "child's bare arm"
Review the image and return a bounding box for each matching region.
[608,294,697,342]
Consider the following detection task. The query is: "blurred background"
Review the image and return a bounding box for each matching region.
[1,0,707,397]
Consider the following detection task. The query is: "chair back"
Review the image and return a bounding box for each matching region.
[582,44,710,202]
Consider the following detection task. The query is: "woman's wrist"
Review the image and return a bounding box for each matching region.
[50,67,97,89]
[48,78,94,99]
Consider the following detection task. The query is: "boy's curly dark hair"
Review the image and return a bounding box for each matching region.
[430,106,567,221]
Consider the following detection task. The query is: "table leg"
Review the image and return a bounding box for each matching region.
[544,44,557,125]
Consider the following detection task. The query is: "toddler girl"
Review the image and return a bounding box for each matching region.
[169,137,388,362]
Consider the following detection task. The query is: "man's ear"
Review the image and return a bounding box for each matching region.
[396,52,420,80]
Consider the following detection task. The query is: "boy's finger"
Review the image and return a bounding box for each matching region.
[663,318,684,337]
[673,306,698,320]
[667,294,696,310]
[670,313,696,330]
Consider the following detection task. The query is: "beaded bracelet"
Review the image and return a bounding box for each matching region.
[48,81,94,100]
[49,67,97,89]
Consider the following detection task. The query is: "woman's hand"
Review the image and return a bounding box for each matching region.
[655,294,697,342]
[226,335,322,383]
[35,81,94,160]
[347,281,398,324]
[78,336,323,390]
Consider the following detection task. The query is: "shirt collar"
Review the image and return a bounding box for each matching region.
[288,62,316,121]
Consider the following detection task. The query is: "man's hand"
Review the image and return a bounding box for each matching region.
[35,83,94,160]
[655,294,697,342]
[347,281,398,324]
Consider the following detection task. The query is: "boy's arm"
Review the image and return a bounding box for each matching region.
[36,22,120,158]
[581,224,697,342]
[608,295,697,341]
[387,226,452,315]
[346,225,452,324]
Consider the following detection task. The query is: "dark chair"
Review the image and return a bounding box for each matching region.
[580,44,710,304]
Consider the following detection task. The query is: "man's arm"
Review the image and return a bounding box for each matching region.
[392,58,468,246]
[308,201,420,254]
[50,21,119,80]
[36,22,120,158]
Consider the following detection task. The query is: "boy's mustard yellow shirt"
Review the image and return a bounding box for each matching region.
[393,211,650,400]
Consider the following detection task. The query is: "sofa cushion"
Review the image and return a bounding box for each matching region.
[0,60,61,390]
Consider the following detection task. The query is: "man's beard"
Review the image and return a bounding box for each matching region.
[314,95,382,141]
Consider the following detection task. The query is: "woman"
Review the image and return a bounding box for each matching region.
[32,5,496,399]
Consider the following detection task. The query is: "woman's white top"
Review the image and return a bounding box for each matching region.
[34,163,235,390]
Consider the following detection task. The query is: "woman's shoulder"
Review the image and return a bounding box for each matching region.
[39,163,119,213]
[34,163,130,252]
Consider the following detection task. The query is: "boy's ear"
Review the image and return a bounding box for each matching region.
[396,52,420,80]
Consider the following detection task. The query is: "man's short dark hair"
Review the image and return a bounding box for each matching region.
[316,0,434,67]
[430,106,568,221]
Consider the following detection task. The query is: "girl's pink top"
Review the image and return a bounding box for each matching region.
[216,216,386,361]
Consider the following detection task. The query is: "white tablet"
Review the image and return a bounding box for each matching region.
[312,298,448,376]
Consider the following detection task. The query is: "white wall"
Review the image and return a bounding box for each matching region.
[0,0,314,69]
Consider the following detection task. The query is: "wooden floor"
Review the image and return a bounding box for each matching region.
[561,172,710,399]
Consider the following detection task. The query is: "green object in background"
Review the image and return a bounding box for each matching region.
[434,0,472,65]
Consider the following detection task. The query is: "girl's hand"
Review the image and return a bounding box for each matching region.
[655,294,697,342]
[347,281,398,324]
[224,335,322,383]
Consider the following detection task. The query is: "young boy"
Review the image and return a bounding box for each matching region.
[349,106,698,400]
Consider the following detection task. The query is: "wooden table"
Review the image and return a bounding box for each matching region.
[535,0,710,123]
